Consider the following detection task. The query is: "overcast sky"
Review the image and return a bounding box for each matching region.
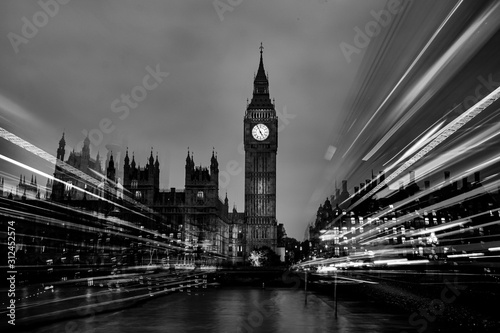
[1,0,500,240]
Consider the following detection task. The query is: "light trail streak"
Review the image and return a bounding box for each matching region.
[0,185,194,251]
[382,119,445,171]
[351,174,500,242]
[342,0,464,159]
[447,253,484,258]
[0,126,154,216]
[0,94,39,125]
[356,188,500,244]
[0,152,151,221]
[334,276,378,284]
[348,84,500,213]
[428,220,500,241]
[411,221,465,236]
[383,118,500,192]
[0,204,192,252]
[360,0,500,161]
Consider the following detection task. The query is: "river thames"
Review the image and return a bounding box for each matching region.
[20,286,420,333]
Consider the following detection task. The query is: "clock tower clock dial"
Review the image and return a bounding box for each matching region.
[252,123,269,141]
[243,43,278,254]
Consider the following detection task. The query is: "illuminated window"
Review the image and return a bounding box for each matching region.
[131,180,138,189]
[135,191,142,199]
[197,191,204,200]
[65,181,73,191]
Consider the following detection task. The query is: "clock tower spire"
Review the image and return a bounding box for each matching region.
[248,43,274,110]
[243,43,278,254]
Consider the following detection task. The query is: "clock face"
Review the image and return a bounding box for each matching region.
[252,123,269,141]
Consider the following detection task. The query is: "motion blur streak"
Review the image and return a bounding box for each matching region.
[0,127,154,219]
[360,0,500,162]
[342,0,463,159]
[340,179,500,246]
[378,118,500,196]
[348,84,500,213]
[0,152,149,220]
[0,93,38,124]
[382,119,445,170]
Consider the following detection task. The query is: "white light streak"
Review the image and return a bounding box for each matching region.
[0,126,154,216]
[447,253,484,258]
[343,0,464,159]
[349,84,500,212]
[361,0,500,161]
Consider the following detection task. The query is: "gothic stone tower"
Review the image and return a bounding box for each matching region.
[52,133,103,201]
[244,44,278,253]
[184,149,223,251]
[123,149,160,205]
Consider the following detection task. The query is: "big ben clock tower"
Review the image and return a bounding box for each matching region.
[244,43,278,253]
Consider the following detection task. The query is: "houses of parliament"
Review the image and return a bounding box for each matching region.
[0,46,281,267]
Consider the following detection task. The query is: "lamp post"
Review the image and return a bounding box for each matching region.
[334,270,338,318]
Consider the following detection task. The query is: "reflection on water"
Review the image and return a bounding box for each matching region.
[30,287,413,333]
